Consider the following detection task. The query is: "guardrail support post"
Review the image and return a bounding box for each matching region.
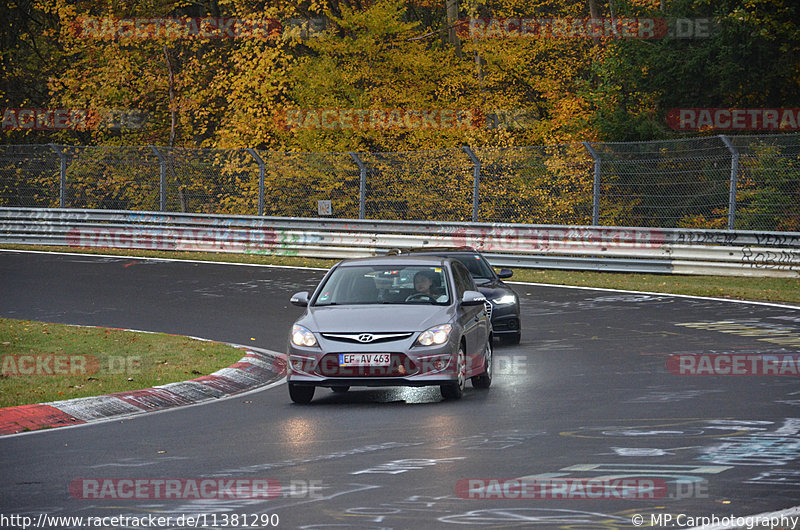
[49,144,66,208]
[582,141,601,226]
[349,152,367,219]
[462,146,481,222]
[246,148,266,216]
[720,135,739,230]
[150,146,167,212]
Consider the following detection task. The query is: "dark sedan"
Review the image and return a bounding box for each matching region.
[387,247,521,344]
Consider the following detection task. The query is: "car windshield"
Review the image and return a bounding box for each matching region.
[314,265,450,306]
[450,255,495,283]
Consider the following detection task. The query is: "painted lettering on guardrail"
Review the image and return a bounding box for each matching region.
[669,231,800,247]
[754,234,800,247]
[124,212,277,229]
[672,232,739,245]
[742,248,800,271]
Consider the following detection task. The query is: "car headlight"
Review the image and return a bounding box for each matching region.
[291,325,318,347]
[416,324,452,346]
[492,294,517,305]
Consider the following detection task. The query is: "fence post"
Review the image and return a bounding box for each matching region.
[349,152,367,219]
[462,146,480,222]
[49,144,66,208]
[719,135,739,230]
[150,146,167,212]
[582,141,601,226]
[246,148,266,216]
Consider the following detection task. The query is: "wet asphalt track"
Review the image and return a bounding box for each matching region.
[1,250,800,529]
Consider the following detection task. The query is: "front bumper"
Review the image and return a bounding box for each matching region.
[287,341,461,387]
[490,303,521,337]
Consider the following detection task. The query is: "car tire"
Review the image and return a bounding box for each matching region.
[289,383,315,404]
[440,345,466,400]
[501,332,521,345]
[471,339,492,389]
[331,386,350,393]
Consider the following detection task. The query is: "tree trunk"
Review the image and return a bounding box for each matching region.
[588,0,601,45]
[446,0,462,58]
[163,44,186,213]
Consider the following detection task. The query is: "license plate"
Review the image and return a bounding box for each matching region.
[339,353,391,367]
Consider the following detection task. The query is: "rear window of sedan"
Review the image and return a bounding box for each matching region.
[314,265,451,306]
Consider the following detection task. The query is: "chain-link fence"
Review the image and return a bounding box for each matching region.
[474,143,594,225]
[1,134,798,230]
[590,137,735,229]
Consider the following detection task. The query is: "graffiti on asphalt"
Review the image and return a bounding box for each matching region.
[697,418,800,466]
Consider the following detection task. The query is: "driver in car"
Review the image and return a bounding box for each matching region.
[411,270,446,302]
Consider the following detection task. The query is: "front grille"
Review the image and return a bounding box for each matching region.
[317,353,418,377]
[321,332,413,344]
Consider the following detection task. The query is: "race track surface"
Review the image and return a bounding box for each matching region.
[2,251,800,529]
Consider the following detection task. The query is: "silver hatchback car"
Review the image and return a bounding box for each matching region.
[286,255,493,403]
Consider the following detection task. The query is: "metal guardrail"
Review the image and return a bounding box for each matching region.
[1,208,799,277]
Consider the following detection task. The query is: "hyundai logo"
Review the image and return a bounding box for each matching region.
[357,334,375,343]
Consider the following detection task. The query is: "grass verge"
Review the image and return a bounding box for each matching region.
[0,318,245,408]
[508,269,800,304]
[3,244,799,305]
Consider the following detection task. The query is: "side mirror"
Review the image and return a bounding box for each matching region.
[496,268,513,279]
[461,290,487,306]
[290,291,310,307]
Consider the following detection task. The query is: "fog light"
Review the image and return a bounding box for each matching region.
[289,355,311,373]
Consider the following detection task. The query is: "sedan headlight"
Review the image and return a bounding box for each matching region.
[291,324,318,347]
[493,294,517,305]
[416,324,452,346]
